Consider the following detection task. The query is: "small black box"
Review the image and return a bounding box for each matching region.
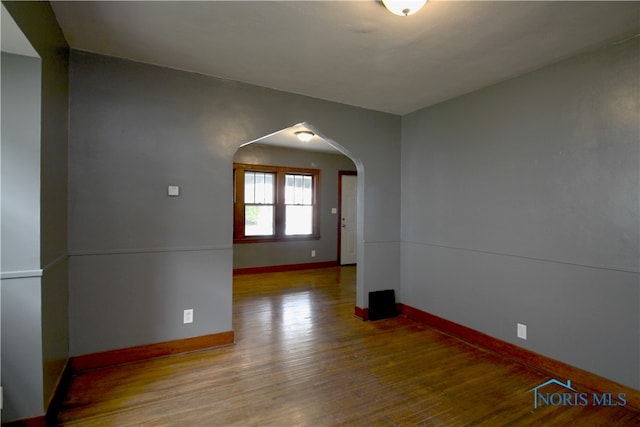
[368,290,398,321]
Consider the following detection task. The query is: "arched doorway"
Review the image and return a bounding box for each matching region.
[230,122,364,330]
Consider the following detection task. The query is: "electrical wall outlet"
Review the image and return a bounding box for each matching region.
[311,250,316,257]
[183,309,194,324]
[517,323,527,340]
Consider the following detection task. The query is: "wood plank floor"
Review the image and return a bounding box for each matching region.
[57,267,639,426]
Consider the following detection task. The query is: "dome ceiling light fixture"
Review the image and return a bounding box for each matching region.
[295,130,315,142]
[382,0,427,16]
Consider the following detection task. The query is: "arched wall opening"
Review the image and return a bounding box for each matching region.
[231,121,365,318]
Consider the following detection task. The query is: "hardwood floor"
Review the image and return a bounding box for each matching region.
[57,267,639,426]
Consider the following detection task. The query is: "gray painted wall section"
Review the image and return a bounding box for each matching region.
[401,39,639,388]
[2,2,70,421]
[233,144,356,268]
[1,52,43,421]
[70,250,231,355]
[68,51,400,356]
[35,5,70,409]
[1,53,41,273]
[1,278,44,421]
[41,256,69,409]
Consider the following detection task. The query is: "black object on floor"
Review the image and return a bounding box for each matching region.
[368,289,398,321]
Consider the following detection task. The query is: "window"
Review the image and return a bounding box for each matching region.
[234,163,320,242]
[244,171,275,236]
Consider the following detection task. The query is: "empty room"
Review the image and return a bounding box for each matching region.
[1,1,638,425]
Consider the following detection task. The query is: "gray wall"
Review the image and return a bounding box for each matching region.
[233,144,356,268]
[0,53,41,271]
[1,51,43,422]
[68,50,400,356]
[400,38,639,388]
[33,3,70,410]
[1,1,70,422]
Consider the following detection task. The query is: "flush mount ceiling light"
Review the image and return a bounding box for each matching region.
[382,0,427,16]
[295,131,315,142]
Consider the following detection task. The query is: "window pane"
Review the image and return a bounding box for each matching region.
[264,173,274,203]
[285,205,313,235]
[245,205,274,236]
[285,175,294,203]
[244,172,255,203]
[255,173,265,202]
[303,176,312,204]
[285,174,313,205]
[295,175,303,203]
[245,171,274,204]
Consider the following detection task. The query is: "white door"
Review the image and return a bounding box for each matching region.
[340,174,357,265]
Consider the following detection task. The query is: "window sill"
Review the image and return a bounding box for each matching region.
[234,235,320,244]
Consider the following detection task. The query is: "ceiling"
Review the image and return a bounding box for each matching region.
[239,123,344,154]
[1,3,38,57]
[49,1,639,152]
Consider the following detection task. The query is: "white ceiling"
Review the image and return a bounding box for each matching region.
[240,123,345,154]
[49,1,639,152]
[1,3,38,57]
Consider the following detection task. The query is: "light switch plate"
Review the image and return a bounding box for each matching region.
[517,323,527,340]
[184,309,193,324]
[168,185,180,196]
